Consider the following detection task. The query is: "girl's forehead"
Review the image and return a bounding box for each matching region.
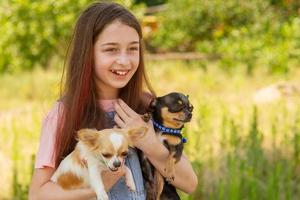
[95,21,139,45]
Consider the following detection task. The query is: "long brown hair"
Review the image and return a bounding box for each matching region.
[55,2,155,167]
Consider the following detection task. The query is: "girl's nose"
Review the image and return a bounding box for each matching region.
[116,53,130,66]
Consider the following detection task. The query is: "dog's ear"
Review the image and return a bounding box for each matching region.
[123,132,133,147]
[149,99,157,111]
[125,127,148,146]
[77,129,99,147]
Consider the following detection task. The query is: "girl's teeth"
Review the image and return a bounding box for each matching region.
[111,70,128,75]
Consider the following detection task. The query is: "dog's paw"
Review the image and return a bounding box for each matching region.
[96,196,108,200]
[166,175,175,183]
[141,113,151,122]
[126,181,136,191]
[164,167,173,179]
[96,192,109,200]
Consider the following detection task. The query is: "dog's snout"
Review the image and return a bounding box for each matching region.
[185,113,192,121]
[183,109,192,121]
[113,160,121,168]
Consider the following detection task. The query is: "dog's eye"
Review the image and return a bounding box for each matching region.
[177,100,183,105]
[102,153,113,158]
[121,151,128,157]
[169,106,182,112]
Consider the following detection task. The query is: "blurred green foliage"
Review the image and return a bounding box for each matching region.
[149,0,300,73]
[135,0,166,6]
[0,0,300,74]
[0,0,86,72]
[0,0,144,73]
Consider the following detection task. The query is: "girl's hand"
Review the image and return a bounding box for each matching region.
[113,99,158,152]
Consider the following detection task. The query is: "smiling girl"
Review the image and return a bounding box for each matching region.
[28,2,197,200]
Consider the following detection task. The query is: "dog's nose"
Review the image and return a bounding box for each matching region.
[113,160,121,168]
[184,112,192,122]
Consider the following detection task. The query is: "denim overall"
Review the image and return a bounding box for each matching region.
[105,111,146,200]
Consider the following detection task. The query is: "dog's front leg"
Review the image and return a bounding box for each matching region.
[88,164,108,200]
[165,151,176,183]
[124,166,136,191]
[155,170,164,200]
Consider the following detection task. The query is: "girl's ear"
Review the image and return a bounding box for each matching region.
[77,129,99,147]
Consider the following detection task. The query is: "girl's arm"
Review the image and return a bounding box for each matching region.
[114,99,198,194]
[29,166,125,200]
[139,137,198,194]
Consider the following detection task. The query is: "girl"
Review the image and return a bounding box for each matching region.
[29,2,197,200]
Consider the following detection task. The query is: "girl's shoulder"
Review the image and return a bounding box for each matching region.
[50,100,64,114]
[44,100,64,120]
[35,101,64,169]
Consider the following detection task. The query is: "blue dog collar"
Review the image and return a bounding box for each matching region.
[152,120,188,143]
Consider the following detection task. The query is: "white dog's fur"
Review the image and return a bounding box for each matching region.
[51,127,147,200]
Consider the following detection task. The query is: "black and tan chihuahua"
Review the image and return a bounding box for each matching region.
[139,92,193,200]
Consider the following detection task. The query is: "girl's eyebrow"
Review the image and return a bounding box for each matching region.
[100,41,140,47]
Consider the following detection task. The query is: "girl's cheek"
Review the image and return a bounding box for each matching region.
[132,57,140,68]
[95,59,113,70]
[95,51,115,64]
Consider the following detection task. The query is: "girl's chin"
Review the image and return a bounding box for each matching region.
[109,74,134,88]
[109,80,130,89]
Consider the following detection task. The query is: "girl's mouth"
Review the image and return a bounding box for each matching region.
[110,69,129,76]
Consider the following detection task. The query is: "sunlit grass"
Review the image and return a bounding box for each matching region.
[1,61,300,199]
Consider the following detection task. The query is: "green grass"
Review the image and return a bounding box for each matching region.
[1,61,300,199]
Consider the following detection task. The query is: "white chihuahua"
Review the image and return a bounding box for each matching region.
[51,127,147,200]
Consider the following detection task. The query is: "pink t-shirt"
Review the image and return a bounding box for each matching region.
[34,100,117,169]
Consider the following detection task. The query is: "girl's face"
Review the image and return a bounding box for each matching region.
[93,20,140,99]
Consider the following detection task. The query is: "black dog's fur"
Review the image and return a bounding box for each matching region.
[139,92,193,200]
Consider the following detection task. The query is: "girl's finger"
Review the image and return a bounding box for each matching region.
[114,114,126,128]
[114,102,130,122]
[118,99,138,117]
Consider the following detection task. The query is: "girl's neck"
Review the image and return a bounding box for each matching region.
[99,95,118,100]
[97,86,119,100]
[98,99,117,112]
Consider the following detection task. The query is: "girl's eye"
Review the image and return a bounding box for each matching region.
[105,48,118,52]
[128,47,139,51]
